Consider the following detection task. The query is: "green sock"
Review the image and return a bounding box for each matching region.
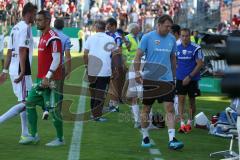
[27,106,38,137]
[51,109,63,140]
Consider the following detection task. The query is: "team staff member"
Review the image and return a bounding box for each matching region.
[21,10,64,147]
[122,23,142,128]
[84,20,115,121]
[190,30,202,45]
[176,28,204,133]
[134,15,184,150]
[106,18,125,112]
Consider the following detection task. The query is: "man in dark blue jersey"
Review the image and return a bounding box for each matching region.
[176,28,204,133]
[106,18,126,112]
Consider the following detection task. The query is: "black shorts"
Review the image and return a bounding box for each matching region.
[176,80,201,98]
[142,80,175,105]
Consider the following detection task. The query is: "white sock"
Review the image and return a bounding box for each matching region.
[131,104,140,122]
[109,100,113,107]
[20,111,29,136]
[168,129,175,141]
[112,100,118,107]
[149,107,153,124]
[142,128,149,139]
[180,121,185,127]
[109,100,118,107]
[0,103,25,123]
[187,119,192,126]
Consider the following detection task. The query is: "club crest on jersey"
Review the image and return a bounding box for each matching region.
[155,40,160,45]
[182,50,187,55]
[25,40,29,45]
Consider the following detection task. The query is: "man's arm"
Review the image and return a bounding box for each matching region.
[171,53,176,80]
[42,40,61,88]
[189,59,204,78]
[65,49,71,79]
[134,48,144,84]
[64,37,72,79]
[0,49,12,84]
[182,49,204,86]
[83,49,89,67]
[14,47,28,83]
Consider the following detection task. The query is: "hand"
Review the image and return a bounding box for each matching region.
[135,72,143,84]
[14,73,24,83]
[182,76,191,86]
[41,78,50,88]
[0,72,7,85]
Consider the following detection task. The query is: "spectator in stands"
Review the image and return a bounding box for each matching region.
[0,3,7,27]
[176,28,204,133]
[232,14,239,28]
[61,1,69,17]
[129,7,138,23]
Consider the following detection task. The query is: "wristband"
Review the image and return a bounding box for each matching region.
[46,71,53,79]
[2,69,8,74]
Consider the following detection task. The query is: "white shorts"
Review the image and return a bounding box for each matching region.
[126,71,143,98]
[10,75,32,102]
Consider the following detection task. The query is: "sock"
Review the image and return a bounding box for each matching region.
[149,107,153,124]
[51,109,63,141]
[142,128,149,139]
[27,106,38,137]
[131,105,140,122]
[109,100,113,107]
[187,119,192,126]
[180,121,185,127]
[0,103,25,123]
[20,111,29,136]
[168,129,175,141]
[112,100,118,107]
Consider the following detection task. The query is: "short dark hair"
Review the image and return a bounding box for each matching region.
[106,17,117,26]
[54,18,64,30]
[37,10,51,21]
[181,28,191,35]
[22,2,37,17]
[157,15,173,24]
[171,24,181,35]
[95,20,106,31]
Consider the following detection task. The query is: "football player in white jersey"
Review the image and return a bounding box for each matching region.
[0,2,37,143]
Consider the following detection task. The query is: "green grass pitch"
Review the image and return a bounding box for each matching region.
[0,53,237,160]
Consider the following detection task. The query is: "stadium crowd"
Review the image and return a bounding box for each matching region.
[1,0,237,34]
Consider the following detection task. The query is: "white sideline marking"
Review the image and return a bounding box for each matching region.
[68,82,87,160]
[154,158,164,160]
[149,149,161,155]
